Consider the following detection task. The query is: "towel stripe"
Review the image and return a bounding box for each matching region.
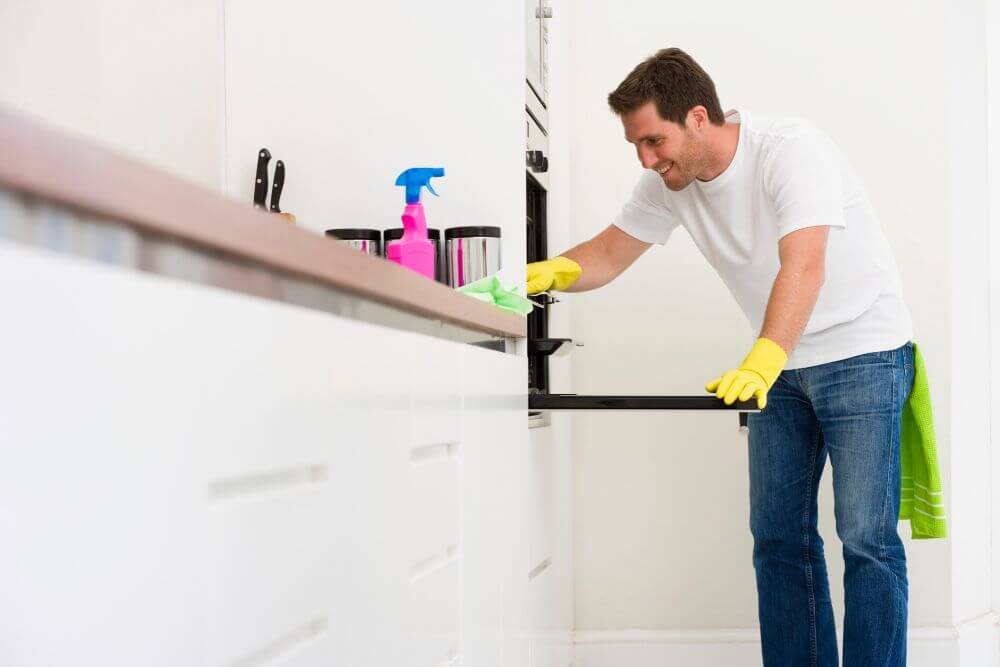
[913,507,946,519]
[913,481,943,496]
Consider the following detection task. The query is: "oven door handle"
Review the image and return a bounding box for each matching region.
[527,394,758,432]
[528,394,757,411]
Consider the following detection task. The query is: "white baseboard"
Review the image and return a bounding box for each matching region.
[573,616,999,667]
[957,613,1000,666]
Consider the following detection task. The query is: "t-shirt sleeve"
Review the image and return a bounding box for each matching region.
[764,129,847,239]
[611,169,680,245]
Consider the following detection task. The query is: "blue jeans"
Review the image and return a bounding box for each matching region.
[748,342,914,667]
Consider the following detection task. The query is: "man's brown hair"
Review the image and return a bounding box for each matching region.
[608,48,725,126]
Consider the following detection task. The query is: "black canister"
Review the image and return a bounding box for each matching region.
[325,228,382,256]
[444,226,502,287]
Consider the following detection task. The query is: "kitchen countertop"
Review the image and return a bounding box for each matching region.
[0,104,526,341]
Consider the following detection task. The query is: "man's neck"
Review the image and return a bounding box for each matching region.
[697,122,741,182]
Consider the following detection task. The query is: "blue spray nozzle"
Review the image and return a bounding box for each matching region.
[395,167,445,204]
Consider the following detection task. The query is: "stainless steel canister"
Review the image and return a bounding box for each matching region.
[324,228,381,256]
[444,226,502,287]
[384,228,444,283]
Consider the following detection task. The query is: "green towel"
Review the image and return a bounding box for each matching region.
[899,342,947,539]
[455,273,537,316]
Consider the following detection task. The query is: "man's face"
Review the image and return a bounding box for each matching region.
[622,101,703,191]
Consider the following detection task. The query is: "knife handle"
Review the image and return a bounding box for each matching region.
[270,160,285,213]
[253,148,271,209]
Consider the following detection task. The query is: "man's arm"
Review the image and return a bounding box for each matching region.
[758,225,830,353]
[560,224,652,292]
[705,225,830,408]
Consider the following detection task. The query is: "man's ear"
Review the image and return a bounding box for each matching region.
[688,106,708,131]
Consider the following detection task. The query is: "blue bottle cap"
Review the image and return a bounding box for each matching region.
[395,167,445,204]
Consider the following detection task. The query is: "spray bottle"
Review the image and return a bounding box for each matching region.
[389,167,445,280]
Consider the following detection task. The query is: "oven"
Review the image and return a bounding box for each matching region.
[525,91,557,404]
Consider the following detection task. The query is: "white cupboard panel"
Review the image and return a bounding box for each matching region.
[410,558,461,666]
[0,246,218,666]
[173,301,350,483]
[409,335,463,449]
[527,427,556,579]
[409,445,461,568]
[208,489,335,665]
[528,566,556,667]
[461,344,528,667]
[314,325,413,666]
[219,619,334,667]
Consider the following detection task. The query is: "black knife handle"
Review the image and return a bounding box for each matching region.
[253,148,271,209]
[270,160,285,213]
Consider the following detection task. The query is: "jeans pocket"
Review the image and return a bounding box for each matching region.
[858,348,897,367]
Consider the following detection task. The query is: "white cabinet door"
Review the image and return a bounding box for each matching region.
[0,245,418,666]
[408,336,464,666]
[461,343,528,666]
[526,426,558,667]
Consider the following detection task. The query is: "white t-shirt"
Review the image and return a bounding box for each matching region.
[612,110,913,370]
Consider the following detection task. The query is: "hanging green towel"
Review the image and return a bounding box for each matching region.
[899,342,947,539]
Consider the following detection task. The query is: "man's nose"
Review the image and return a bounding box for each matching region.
[637,145,657,169]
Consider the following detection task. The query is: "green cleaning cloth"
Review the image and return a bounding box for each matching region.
[899,342,947,539]
[456,274,536,316]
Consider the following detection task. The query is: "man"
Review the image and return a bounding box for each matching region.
[527,48,914,666]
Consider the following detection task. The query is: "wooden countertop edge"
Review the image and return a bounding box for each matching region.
[0,105,526,339]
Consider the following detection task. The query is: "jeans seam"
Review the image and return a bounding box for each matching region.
[878,351,902,666]
[802,422,821,667]
[878,355,899,562]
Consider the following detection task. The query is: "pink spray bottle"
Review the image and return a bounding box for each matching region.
[388,167,445,280]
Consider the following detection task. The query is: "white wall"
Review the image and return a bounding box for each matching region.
[946,0,993,631]
[222,0,526,280]
[567,0,969,640]
[0,1,527,282]
[0,1,225,191]
[989,0,1000,625]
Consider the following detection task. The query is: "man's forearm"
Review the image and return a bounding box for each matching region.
[541,224,651,293]
[758,264,824,354]
[560,238,615,292]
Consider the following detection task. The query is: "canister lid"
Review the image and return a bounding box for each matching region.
[325,228,381,241]
[384,228,441,241]
[444,226,502,240]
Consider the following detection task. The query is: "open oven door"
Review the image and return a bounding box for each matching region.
[528,336,759,430]
[528,393,759,431]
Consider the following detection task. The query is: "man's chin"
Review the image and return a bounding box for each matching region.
[663,176,690,192]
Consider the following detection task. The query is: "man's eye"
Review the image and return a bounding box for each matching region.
[647,138,662,146]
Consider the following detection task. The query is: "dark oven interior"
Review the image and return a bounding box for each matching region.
[527,172,548,395]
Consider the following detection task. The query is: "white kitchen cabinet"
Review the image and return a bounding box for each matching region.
[408,336,464,666]
[462,342,529,666]
[0,241,538,665]
[523,420,574,667]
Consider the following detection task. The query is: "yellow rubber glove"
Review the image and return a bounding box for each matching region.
[526,256,582,295]
[705,337,788,409]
